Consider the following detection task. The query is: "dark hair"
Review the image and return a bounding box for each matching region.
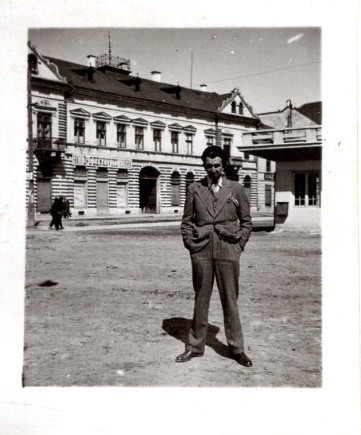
[201,146,227,167]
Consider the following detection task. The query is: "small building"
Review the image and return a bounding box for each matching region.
[240,101,322,230]
[27,42,265,217]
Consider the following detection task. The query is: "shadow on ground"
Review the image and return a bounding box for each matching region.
[162,317,231,359]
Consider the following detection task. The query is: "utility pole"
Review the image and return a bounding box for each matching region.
[27,53,35,228]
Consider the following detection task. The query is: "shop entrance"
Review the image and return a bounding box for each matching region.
[139,166,159,213]
[37,179,52,212]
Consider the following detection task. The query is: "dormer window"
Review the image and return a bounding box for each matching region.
[28,54,38,75]
[231,101,236,114]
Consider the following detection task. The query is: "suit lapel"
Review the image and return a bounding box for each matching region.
[195,178,215,217]
[214,178,233,218]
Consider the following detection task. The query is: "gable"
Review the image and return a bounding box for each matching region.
[218,89,257,118]
[28,43,67,84]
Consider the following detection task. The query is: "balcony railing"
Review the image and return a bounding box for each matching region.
[33,137,66,152]
[242,126,322,147]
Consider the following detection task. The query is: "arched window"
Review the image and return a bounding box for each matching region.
[185,172,194,192]
[239,103,244,115]
[231,101,236,113]
[171,171,181,206]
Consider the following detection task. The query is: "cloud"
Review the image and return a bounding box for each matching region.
[287,33,304,44]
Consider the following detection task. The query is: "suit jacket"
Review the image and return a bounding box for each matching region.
[181,177,252,259]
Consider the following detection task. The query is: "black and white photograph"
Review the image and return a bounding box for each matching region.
[23,27,322,387]
[0,0,359,434]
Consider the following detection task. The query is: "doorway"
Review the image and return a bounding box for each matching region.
[96,168,109,214]
[37,179,52,212]
[139,166,160,213]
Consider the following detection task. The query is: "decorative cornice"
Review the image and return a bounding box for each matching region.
[168,123,183,131]
[113,114,132,124]
[92,111,112,121]
[70,108,91,118]
[150,120,166,129]
[33,99,57,112]
[204,128,216,135]
[183,125,197,133]
[132,118,149,126]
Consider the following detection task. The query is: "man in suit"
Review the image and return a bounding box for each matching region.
[176,146,253,367]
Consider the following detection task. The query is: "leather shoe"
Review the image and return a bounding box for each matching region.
[175,350,204,363]
[230,352,252,367]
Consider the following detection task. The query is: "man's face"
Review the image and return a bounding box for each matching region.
[204,156,224,183]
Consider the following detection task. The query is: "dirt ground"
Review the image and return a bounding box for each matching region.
[23,226,321,387]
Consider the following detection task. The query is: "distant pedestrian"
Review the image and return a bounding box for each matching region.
[63,197,72,219]
[49,196,64,230]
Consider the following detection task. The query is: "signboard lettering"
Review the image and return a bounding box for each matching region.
[72,155,132,169]
[264,173,275,181]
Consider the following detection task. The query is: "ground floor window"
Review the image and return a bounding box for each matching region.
[117,183,128,207]
[74,180,87,208]
[117,169,129,207]
[294,172,320,206]
[265,184,272,206]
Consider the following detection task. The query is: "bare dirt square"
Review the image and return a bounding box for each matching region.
[23,226,321,387]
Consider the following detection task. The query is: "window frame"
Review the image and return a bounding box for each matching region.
[171,131,179,154]
[117,124,127,148]
[294,171,321,207]
[153,128,162,152]
[206,135,215,147]
[135,126,144,150]
[185,133,193,155]
[74,118,85,144]
[96,121,106,146]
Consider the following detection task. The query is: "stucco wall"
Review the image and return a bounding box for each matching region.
[275,160,321,230]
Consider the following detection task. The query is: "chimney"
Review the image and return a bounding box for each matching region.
[87,55,96,67]
[151,71,162,82]
[135,75,141,92]
[175,84,181,99]
[200,84,207,92]
[87,67,95,81]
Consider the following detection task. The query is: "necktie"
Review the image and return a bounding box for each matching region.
[211,184,219,196]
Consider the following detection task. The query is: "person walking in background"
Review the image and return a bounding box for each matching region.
[48,196,64,230]
[176,146,253,367]
[63,197,72,219]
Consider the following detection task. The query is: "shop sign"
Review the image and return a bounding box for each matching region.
[264,172,275,181]
[72,155,132,169]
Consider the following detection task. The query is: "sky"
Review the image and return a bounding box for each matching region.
[29,27,321,114]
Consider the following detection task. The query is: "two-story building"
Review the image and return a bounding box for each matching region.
[27,42,263,217]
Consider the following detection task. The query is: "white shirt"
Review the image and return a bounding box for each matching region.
[207,176,223,194]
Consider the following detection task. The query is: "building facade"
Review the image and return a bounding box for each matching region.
[27,42,264,217]
[240,101,322,230]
